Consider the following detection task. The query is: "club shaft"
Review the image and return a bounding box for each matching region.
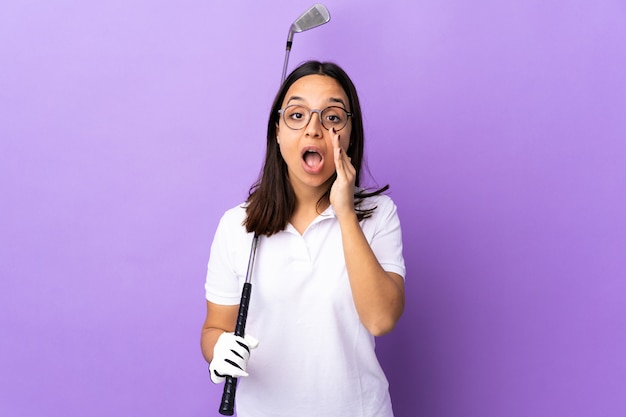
[281,46,292,84]
[218,235,258,415]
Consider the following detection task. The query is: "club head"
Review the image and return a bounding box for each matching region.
[282,4,331,83]
[291,4,330,33]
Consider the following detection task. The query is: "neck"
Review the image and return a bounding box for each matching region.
[290,194,329,235]
[293,186,328,210]
[289,180,332,235]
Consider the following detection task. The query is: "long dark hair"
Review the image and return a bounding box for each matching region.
[244,61,388,236]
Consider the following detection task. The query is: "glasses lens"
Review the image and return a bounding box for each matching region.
[281,105,350,130]
[283,105,309,130]
[320,107,349,130]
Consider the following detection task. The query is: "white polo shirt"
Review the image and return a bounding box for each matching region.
[205,193,405,417]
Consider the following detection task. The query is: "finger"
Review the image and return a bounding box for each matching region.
[331,129,344,175]
[231,370,250,378]
[331,127,340,148]
[229,345,251,363]
[335,145,353,181]
[219,362,250,378]
[334,131,350,168]
[210,358,250,383]
[211,370,225,384]
[233,335,254,352]
[334,132,352,171]
[332,128,345,158]
[335,147,347,180]
[244,334,259,349]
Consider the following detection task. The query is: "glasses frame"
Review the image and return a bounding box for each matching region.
[278,105,353,132]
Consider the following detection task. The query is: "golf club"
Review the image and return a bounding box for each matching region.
[217,5,330,415]
[281,4,331,83]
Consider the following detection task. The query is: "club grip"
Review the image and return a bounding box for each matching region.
[219,283,252,415]
[219,376,237,416]
[234,283,252,336]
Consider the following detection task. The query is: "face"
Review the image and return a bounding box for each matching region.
[276,74,352,196]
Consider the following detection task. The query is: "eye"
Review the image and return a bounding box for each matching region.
[286,105,307,120]
[323,107,345,124]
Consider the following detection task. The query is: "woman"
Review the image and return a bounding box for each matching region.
[201,61,405,417]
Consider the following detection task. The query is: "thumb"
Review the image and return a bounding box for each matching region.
[244,334,259,349]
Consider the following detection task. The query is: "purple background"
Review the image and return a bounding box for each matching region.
[1,1,625,416]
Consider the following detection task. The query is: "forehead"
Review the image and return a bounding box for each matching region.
[283,74,348,107]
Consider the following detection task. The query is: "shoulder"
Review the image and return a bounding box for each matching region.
[213,203,249,243]
[218,203,248,227]
[357,192,402,235]
[368,192,395,207]
[210,203,255,258]
[359,192,397,216]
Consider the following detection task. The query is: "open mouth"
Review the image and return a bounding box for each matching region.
[303,149,322,168]
[301,147,324,174]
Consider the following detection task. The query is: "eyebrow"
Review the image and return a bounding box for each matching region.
[329,97,347,107]
[286,96,348,108]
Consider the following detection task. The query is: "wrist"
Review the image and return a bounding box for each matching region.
[336,209,359,227]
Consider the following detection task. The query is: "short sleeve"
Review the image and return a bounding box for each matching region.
[366,196,406,279]
[204,206,252,304]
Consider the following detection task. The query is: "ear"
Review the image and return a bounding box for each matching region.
[275,123,280,143]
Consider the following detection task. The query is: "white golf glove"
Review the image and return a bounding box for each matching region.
[209,332,259,384]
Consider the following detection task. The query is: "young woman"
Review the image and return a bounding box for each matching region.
[201,61,405,417]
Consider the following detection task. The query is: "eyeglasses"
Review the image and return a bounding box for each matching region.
[278,105,352,131]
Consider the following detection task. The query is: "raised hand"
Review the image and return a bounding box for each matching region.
[329,128,356,220]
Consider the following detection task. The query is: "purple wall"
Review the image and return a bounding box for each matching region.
[1,1,624,416]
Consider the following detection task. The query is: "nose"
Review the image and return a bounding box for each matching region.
[304,111,323,137]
